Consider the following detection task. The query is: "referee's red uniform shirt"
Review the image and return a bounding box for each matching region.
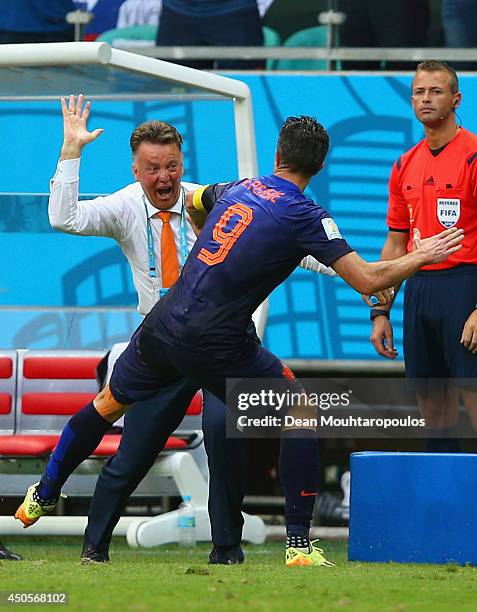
[387,127,477,270]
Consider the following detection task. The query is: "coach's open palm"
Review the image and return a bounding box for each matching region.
[60,94,104,160]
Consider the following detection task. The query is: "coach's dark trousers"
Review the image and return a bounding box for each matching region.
[83,381,245,555]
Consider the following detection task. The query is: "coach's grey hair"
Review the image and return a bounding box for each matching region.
[130,120,183,154]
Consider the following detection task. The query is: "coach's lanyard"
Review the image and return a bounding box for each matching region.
[143,187,189,300]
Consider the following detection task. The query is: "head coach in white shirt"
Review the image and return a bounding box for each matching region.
[49,94,248,565]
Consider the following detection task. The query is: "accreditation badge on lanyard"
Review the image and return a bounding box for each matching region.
[143,188,189,303]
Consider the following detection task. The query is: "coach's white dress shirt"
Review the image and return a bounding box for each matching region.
[49,158,199,315]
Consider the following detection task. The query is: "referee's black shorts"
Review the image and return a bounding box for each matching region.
[403,263,477,385]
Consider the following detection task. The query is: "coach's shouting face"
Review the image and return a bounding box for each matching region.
[131,122,184,211]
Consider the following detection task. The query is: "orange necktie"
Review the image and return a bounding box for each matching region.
[157,211,180,288]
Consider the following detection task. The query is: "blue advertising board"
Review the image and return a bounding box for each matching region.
[1,73,475,356]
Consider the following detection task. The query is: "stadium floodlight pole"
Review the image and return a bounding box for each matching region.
[0,42,257,180]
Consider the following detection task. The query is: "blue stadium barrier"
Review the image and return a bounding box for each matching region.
[349,451,477,565]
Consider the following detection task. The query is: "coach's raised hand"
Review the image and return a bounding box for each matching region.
[412,226,464,264]
[60,94,104,161]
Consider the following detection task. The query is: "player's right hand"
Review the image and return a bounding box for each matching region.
[60,94,104,160]
[370,316,398,359]
[413,227,464,264]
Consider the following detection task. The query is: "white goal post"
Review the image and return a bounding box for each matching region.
[0,41,257,178]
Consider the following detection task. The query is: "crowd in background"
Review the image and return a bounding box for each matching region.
[0,1,476,69]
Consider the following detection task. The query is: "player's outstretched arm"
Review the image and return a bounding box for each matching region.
[300,256,393,302]
[60,94,104,161]
[332,226,464,295]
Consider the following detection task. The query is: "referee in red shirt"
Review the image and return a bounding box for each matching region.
[370,60,477,450]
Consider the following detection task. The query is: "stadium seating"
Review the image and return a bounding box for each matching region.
[274,26,328,71]
[0,349,208,497]
[0,352,16,435]
[262,26,282,71]
[0,349,266,545]
[96,24,157,47]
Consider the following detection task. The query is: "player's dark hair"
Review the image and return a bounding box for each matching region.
[277,116,329,177]
[415,60,459,93]
[130,120,183,154]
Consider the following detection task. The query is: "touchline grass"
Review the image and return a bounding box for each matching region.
[1,538,477,611]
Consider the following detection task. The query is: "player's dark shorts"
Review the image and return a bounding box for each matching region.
[109,326,297,406]
[403,263,477,384]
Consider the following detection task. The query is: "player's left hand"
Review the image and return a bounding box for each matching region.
[460,310,477,353]
[186,213,202,237]
[185,191,195,214]
[361,287,394,307]
[185,190,208,235]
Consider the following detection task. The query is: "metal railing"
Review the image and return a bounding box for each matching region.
[123,46,477,71]
[287,359,404,375]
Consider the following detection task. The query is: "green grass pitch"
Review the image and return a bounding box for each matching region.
[2,538,477,611]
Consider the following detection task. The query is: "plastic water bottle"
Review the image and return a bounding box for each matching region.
[177,495,196,547]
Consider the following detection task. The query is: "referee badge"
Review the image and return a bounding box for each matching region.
[437,197,460,228]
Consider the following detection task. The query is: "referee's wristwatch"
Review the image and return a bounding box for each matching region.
[370,308,390,321]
